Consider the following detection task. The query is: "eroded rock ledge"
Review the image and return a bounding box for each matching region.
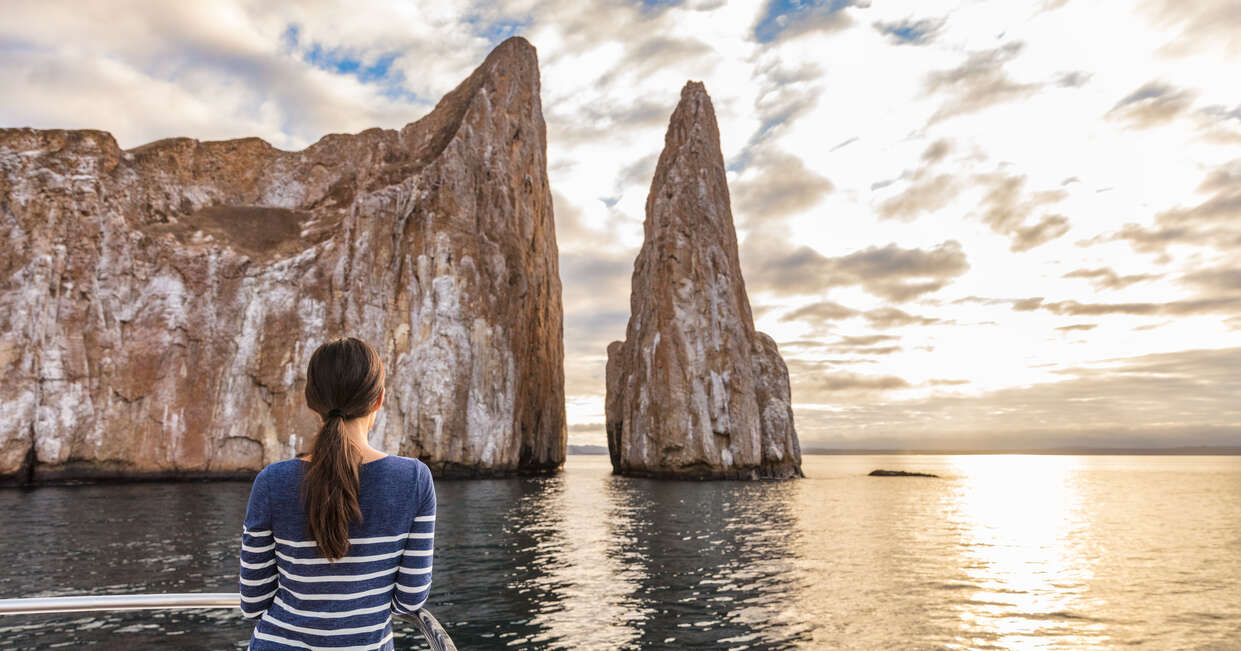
[604,82,803,480]
[0,36,565,485]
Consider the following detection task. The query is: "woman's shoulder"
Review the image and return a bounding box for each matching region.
[386,455,432,479]
[252,458,304,483]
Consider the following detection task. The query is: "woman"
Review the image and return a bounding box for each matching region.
[239,337,436,650]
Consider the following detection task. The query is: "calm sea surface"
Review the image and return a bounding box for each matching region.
[1,455,1239,650]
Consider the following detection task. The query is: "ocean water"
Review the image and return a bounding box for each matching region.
[1,454,1239,650]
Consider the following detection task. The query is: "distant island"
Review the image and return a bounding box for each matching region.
[564,445,1241,456]
[801,447,1241,456]
[568,445,610,455]
[869,469,939,478]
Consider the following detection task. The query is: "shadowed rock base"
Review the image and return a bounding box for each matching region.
[618,464,804,481]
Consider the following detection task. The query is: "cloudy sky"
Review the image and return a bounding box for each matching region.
[3,0,1239,449]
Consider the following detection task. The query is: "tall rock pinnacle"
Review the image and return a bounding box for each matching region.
[0,36,565,483]
[605,82,803,479]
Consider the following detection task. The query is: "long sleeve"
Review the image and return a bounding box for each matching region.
[239,467,278,619]
[392,464,436,614]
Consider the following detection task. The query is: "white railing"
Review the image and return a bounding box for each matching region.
[0,592,457,650]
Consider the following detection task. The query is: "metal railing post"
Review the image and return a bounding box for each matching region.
[0,593,456,651]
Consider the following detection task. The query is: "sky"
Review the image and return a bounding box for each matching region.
[2,0,1238,450]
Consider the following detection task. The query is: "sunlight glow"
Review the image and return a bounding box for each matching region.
[943,456,1110,649]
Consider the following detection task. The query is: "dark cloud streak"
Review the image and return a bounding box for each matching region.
[923,42,1040,122]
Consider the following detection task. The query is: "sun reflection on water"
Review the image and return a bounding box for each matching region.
[943,455,1110,649]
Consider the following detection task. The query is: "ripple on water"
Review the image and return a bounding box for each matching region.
[1,455,1240,649]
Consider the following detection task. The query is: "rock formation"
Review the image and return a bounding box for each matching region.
[0,36,565,484]
[869,470,938,478]
[605,82,802,480]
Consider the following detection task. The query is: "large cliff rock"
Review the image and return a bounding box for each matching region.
[605,82,802,480]
[0,36,565,483]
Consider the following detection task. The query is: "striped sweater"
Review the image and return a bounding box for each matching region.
[239,455,436,650]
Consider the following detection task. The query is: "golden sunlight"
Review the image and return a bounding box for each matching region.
[942,456,1110,648]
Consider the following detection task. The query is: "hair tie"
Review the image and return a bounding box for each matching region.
[327,408,345,419]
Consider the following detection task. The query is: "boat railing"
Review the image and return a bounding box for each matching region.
[0,592,456,650]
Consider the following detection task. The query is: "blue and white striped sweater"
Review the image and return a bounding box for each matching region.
[239,455,436,650]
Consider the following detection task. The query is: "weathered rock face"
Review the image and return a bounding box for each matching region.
[0,36,565,483]
[605,82,802,480]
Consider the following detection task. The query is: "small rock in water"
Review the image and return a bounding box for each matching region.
[868,469,939,478]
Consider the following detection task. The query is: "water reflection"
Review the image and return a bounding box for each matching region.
[527,462,639,649]
[429,475,569,648]
[606,472,808,649]
[941,456,1108,649]
[0,483,253,649]
[3,456,1240,649]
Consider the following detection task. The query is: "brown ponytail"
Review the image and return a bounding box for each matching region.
[301,337,385,560]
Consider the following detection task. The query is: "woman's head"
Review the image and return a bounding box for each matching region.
[301,336,385,560]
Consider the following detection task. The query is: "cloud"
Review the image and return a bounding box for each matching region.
[877,173,961,221]
[928,378,969,386]
[1056,323,1097,332]
[923,42,1040,122]
[973,172,1070,250]
[731,148,833,224]
[956,293,1241,318]
[834,334,898,346]
[593,35,716,89]
[529,0,688,51]
[0,26,430,151]
[1195,104,1241,144]
[614,153,661,193]
[1063,267,1162,290]
[795,347,1241,448]
[560,252,633,309]
[1054,71,1092,87]
[564,309,631,355]
[780,301,943,330]
[862,306,943,328]
[1158,173,1241,227]
[753,0,857,43]
[810,372,912,396]
[878,167,1071,250]
[553,190,629,251]
[1141,0,1241,56]
[873,17,945,46]
[745,237,969,301]
[975,172,1068,234]
[1106,81,1197,129]
[951,295,1009,306]
[733,58,825,171]
[921,139,952,163]
[781,301,858,322]
[831,240,971,301]
[1105,222,1241,254]
[550,97,674,148]
[1010,214,1070,252]
[1039,297,1241,316]
[830,136,858,151]
[1181,267,1241,294]
[1107,161,1241,254]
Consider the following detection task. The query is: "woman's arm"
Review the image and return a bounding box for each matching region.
[392,463,436,614]
[239,467,278,619]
